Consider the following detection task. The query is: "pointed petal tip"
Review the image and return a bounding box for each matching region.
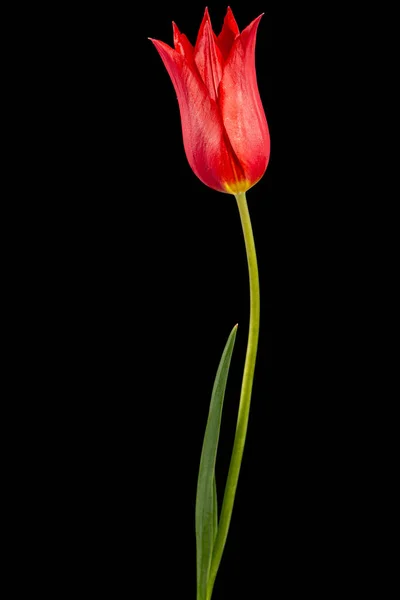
[149,37,175,56]
[172,21,180,41]
[225,6,235,19]
[253,13,265,31]
[149,37,166,53]
[241,12,264,38]
[248,13,265,27]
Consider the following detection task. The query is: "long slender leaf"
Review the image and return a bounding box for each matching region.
[196,324,237,600]
[212,475,218,546]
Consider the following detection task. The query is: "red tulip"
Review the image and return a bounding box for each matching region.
[150,7,270,195]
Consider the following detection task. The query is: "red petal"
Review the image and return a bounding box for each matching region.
[218,14,270,190]
[173,22,194,63]
[150,38,241,192]
[217,6,239,61]
[194,8,224,101]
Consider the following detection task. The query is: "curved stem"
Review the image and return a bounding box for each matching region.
[207,191,260,599]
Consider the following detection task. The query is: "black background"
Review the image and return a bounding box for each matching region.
[18,1,349,597]
[9,2,383,596]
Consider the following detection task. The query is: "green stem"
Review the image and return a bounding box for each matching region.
[206,191,260,599]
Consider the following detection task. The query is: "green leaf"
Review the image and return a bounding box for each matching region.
[196,324,238,600]
[212,475,218,546]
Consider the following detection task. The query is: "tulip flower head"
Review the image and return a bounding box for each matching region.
[150,7,270,194]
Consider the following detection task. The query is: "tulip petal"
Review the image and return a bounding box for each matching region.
[173,22,194,63]
[150,38,243,193]
[194,8,224,101]
[218,15,270,191]
[217,6,240,61]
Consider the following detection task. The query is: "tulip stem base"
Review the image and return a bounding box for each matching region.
[206,191,260,599]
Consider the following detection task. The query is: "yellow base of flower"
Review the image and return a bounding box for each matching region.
[224,179,252,194]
